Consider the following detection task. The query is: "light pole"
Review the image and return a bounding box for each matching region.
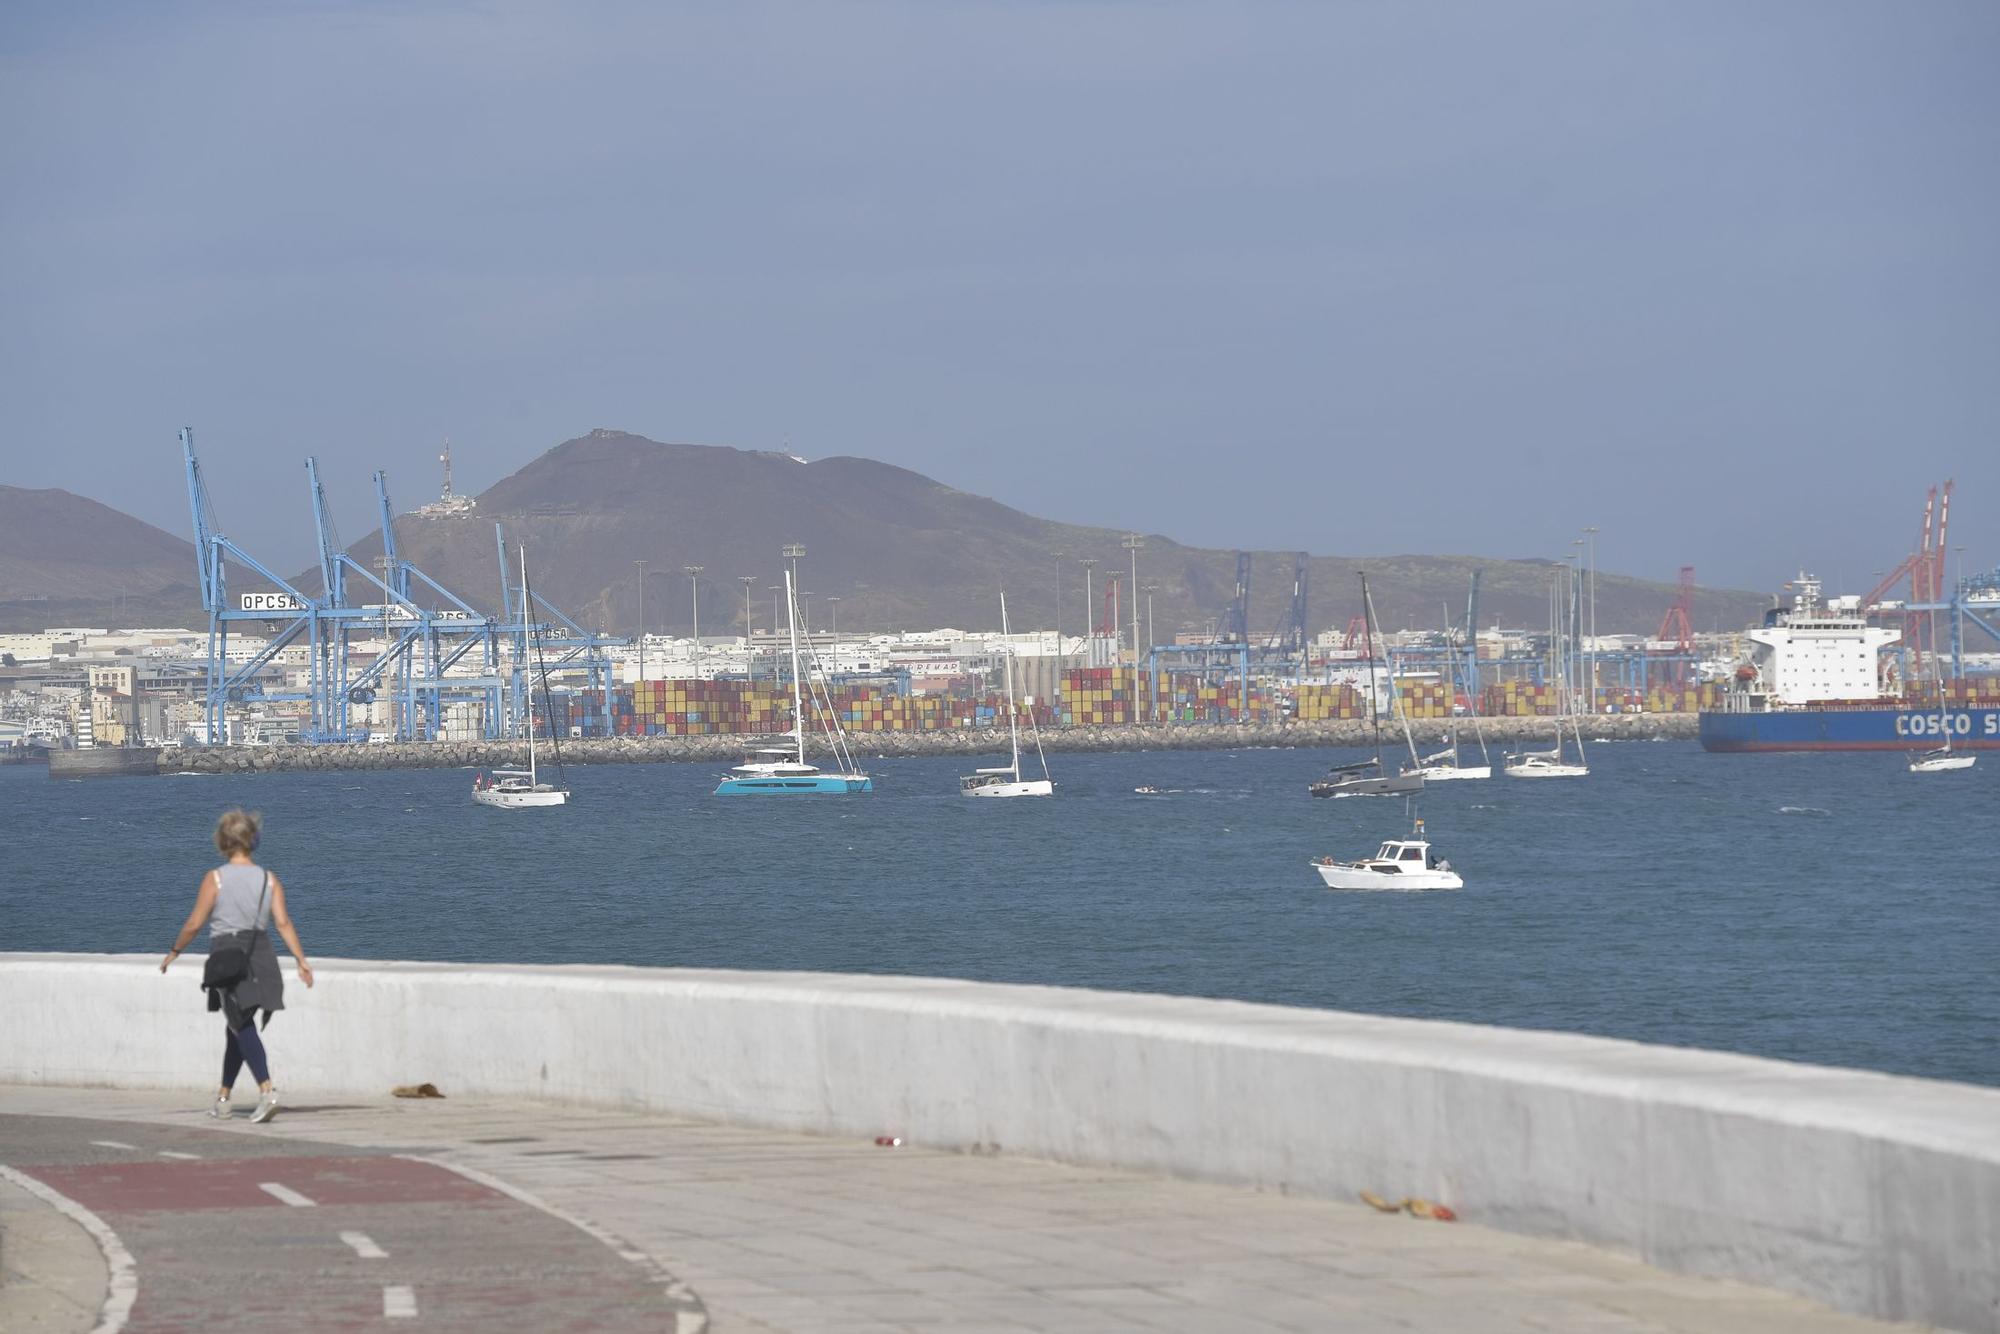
[683,565,704,679]
[633,560,648,684]
[1123,533,1145,665]
[799,591,812,642]
[826,596,841,668]
[1052,550,1066,647]
[1582,526,1598,712]
[1079,558,1098,657]
[1143,583,1159,654]
[375,554,395,739]
[738,575,758,681]
[781,543,805,588]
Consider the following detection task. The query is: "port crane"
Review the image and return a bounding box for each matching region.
[181,429,620,745]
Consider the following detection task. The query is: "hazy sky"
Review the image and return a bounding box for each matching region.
[3,1,1995,595]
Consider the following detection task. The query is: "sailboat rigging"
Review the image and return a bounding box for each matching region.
[1311,573,1423,798]
[960,591,1055,797]
[715,570,873,794]
[1909,606,1976,773]
[472,545,572,808]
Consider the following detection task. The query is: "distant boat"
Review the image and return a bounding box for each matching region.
[1505,572,1589,780]
[960,592,1053,797]
[474,545,570,809]
[716,571,873,795]
[1312,573,1425,798]
[1908,608,1976,774]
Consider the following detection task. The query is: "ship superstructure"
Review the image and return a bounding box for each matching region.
[1736,574,1898,707]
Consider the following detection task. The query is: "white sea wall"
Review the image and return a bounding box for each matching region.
[2,955,1994,1331]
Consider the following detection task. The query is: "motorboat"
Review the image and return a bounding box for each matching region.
[716,571,872,795]
[1313,820,1463,891]
[960,591,1054,797]
[474,545,570,809]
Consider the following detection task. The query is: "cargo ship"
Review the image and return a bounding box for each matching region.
[1699,574,2000,752]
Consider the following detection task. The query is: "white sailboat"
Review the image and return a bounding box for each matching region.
[1406,722,1493,781]
[961,592,1054,797]
[474,546,571,809]
[716,571,873,795]
[1506,573,1589,779]
[1404,597,1491,780]
[1910,611,1976,773]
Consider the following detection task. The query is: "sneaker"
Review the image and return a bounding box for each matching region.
[249,1090,280,1124]
[207,1095,233,1119]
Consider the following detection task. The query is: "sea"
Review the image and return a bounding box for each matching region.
[4,741,1995,1089]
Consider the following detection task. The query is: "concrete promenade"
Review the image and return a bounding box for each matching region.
[2,956,1994,1331]
[0,1086,1916,1333]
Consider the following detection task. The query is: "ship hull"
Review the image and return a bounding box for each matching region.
[1699,707,2000,752]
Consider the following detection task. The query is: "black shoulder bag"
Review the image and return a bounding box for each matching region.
[202,871,269,995]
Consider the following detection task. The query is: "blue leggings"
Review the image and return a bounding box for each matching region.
[221,1019,270,1089]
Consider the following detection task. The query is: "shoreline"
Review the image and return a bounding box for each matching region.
[147,713,1697,775]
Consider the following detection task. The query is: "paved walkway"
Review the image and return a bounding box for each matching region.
[0,1085,1918,1333]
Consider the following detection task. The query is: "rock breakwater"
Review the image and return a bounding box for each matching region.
[155,714,1696,776]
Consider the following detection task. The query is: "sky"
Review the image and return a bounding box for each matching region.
[2,0,1995,596]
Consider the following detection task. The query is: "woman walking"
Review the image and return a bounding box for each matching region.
[160,810,314,1123]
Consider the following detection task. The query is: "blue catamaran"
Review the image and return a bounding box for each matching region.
[715,570,873,795]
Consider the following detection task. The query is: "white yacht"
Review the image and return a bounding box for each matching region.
[961,592,1054,798]
[1908,607,1977,773]
[1506,574,1589,779]
[1313,820,1463,891]
[474,546,570,809]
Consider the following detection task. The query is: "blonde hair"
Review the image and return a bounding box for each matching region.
[213,809,261,858]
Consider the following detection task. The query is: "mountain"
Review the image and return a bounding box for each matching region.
[3,432,1772,640]
[0,486,203,632]
[324,430,1768,640]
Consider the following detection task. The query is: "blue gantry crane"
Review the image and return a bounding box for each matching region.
[182,428,621,745]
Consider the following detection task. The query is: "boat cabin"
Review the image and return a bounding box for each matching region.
[729,747,820,777]
[1317,839,1447,874]
[959,767,1018,793]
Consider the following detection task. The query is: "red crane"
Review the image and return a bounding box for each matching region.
[1861,480,1952,677]
[1654,567,1696,688]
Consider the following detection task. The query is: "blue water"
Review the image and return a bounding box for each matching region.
[4,742,1995,1087]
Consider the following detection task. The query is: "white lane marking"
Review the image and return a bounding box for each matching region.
[89,1140,138,1151]
[157,1151,201,1160]
[257,1181,316,1207]
[340,1230,387,1259]
[383,1285,418,1319]
[403,1155,708,1334]
[0,1162,139,1334]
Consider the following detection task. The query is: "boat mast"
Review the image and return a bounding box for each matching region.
[1366,579,1419,767]
[1001,591,1021,779]
[1360,573,1384,766]
[520,543,536,787]
[786,569,806,767]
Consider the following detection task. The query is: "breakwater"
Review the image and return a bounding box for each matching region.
[150,713,1694,775]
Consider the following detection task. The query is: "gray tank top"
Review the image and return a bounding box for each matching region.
[210,863,271,937]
